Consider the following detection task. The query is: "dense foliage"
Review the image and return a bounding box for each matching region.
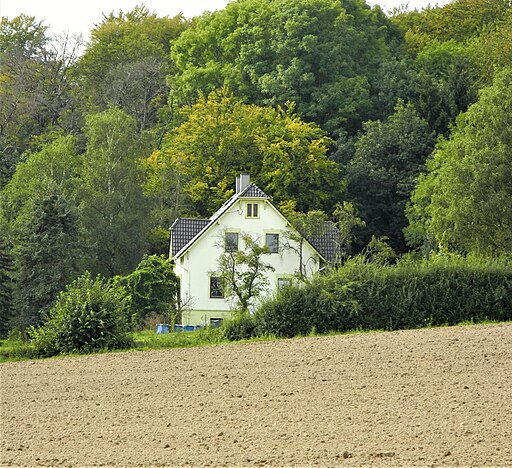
[116,255,180,329]
[1,0,511,338]
[170,0,394,134]
[29,272,132,357]
[255,256,512,338]
[406,68,512,255]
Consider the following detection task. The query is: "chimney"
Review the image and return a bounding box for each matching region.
[236,173,250,193]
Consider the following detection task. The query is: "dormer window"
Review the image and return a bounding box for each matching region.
[246,203,259,218]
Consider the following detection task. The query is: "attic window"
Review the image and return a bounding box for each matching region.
[246,203,259,218]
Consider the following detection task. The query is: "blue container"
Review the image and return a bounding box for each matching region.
[173,324,184,333]
[184,325,195,332]
[155,323,170,334]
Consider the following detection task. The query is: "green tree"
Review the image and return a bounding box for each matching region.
[1,134,82,328]
[146,88,342,221]
[170,0,393,134]
[341,102,435,252]
[13,192,82,328]
[0,236,14,337]
[414,40,478,135]
[78,5,189,131]
[467,8,512,87]
[79,108,149,276]
[393,0,511,52]
[1,134,80,235]
[406,68,512,255]
[216,232,274,313]
[332,201,366,262]
[0,16,83,188]
[116,255,180,329]
[279,200,328,279]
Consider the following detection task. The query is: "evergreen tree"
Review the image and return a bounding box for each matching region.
[0,236,15,337]
[14,193,81,328]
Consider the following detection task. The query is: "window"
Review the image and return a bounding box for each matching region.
[277,277,292,291]
[246,203,259,218]
[209,276,224,298]
[210,318,224,328]
[265,233,279,253]
[225,232,239,252]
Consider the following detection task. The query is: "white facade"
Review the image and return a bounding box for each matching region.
[172,189,323,326]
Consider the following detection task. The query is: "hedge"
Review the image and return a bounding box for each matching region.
[255,256,512,337]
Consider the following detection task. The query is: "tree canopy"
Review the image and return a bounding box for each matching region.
[146,88,342,220]
[406,68,512,255]
[169,0,394,134]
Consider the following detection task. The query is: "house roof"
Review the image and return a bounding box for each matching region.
[170,218,210,258]
[307,221,341,263]
[171,184,269,258]
[170,182,340,263]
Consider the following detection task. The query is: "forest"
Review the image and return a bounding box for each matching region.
[1,0,511,338]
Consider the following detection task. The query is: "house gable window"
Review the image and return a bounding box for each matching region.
[265,233,279,253]
[246,203,259,218]
[209,276,224,298]
[225,232,239,252]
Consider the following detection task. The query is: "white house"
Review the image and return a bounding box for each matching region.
[170,174,339,326]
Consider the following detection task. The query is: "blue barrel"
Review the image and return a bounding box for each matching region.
[155,323,170,334]
[184,325,195,332]
[173,324,184,332]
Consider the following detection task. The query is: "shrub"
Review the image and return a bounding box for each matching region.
[30,272,133,357]
[256,255,512,337]
[255,278,360,338]
[115,255,179,329]
[222,313,259,341]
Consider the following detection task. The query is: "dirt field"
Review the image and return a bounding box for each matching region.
[1,323,511,467]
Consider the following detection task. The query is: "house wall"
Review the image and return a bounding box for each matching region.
[174,197,321,326]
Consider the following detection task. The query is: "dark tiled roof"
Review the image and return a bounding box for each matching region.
[171,184,269,258]
[170,182,338,263]
[238,184,268,198]
[307,221,341,263]
[170,218,209,257]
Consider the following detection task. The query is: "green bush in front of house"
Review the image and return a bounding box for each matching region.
[222,313,260,341]
[30,272,133,357]
[115,255,180,330]
[255,255,512,337]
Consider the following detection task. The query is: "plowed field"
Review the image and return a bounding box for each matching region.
[2,323,512,467]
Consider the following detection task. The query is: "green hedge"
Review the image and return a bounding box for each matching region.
[256,256,512,337]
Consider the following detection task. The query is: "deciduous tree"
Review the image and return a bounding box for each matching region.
[406,68,512,255]
[146,89,342,222]
[170,0,393,134]
[79,108,149,276]
[341,102,434,252]
[216,232,274,313]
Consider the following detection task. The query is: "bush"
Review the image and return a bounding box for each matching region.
[30,272,133,357]
[256,255,512,337]
[115,255,179,329]
[222,313,259,341]
[255,277,360,338]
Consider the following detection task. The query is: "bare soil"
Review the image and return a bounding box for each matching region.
[1,323,511,467]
